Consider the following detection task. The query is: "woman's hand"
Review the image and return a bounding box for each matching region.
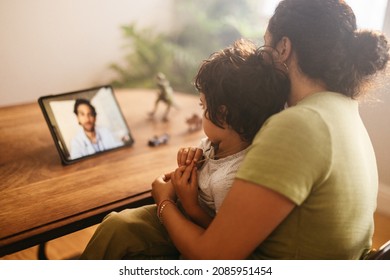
[151,174,177,205]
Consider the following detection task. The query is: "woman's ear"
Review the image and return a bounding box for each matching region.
[276,36,292,63]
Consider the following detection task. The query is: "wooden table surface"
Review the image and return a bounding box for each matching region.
[0,88,204,256]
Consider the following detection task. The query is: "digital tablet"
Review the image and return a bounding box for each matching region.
[38,85,134,165]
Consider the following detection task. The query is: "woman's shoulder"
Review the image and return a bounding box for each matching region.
[265,104,325,132]
[257,102,333,149]
[264,92,347,131]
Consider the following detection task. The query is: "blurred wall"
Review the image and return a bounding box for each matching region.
[360,74,390,215]
[0,0,174,106]
[361,2,390,215]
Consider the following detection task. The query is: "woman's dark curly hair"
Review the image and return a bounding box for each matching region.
[194,39,290,143]
[268,0,389,98]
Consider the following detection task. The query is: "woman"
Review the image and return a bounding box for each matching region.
[152,0,389,259]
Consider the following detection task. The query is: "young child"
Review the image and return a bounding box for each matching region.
[80,39,290,259]
[167,39,290,228]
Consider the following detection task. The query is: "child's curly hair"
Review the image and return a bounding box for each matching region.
[194,39,290,142]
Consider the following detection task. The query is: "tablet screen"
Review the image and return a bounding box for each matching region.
[38,85,134,164]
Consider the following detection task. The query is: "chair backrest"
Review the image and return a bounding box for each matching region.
[367,240,390,260]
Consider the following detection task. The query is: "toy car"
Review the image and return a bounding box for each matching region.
[148,133,170,147]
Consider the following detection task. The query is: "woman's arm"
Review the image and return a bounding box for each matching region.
[152,167,295,259]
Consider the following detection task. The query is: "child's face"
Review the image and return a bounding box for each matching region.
[199,93,226,144]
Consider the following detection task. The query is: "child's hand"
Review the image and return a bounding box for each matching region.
[170,162,212,228]
[171,162,199,210]
[177,147,203,167]
[151,175,176,205]
[162,171,174,182]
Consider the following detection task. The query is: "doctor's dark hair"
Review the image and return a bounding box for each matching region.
[268,0,389,98]
[73,98,97,117]
[194,39,290,143]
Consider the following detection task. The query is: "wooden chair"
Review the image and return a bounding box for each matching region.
[367,240,390,260]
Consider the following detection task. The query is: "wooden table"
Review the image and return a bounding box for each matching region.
[0,89,204,257]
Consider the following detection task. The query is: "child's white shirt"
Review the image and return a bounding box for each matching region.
[197,138,249,217]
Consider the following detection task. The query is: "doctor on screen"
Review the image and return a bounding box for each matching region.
[70,98,121,159]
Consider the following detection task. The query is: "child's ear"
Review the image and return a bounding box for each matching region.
[217,105,228,127]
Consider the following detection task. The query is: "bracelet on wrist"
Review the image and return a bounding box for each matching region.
[157,199,176,224]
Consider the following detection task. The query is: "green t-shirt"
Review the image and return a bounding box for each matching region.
[236,92,378,259]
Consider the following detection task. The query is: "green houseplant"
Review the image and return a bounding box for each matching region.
[110,0,264,94]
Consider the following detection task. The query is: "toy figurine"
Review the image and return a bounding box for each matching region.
[186,113,202,132]
[149,72,176,122]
